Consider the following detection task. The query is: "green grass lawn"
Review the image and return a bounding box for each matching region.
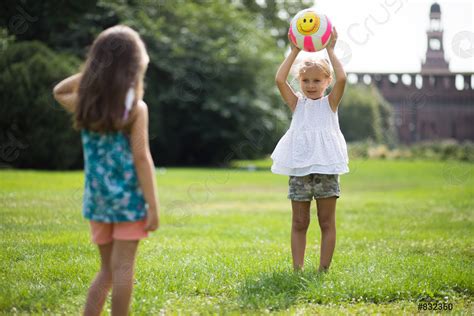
[0,159,473,314]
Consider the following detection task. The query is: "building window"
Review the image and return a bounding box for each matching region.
[430,19,441,31]
[347,73,358,84]
[415,75,423,89]
[389,74,398,85]
[455,74,464,90]
[429,38,441,50]
[363,74,372,85]
[401,74,412,86]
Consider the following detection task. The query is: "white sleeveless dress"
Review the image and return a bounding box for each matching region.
[271,94,349,176]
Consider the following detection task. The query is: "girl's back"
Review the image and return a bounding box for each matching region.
[81,128,146,222]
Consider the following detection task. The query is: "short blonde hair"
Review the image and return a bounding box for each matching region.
[296,58,333,81]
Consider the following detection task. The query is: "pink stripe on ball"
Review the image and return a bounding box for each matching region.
[303,36,315,52]
[321,18,332,46]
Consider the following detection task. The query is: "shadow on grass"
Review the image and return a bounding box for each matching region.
[238,268,328,311]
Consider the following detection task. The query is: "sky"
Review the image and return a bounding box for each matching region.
[299,0,474,73]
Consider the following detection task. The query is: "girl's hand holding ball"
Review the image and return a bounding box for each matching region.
[288,32,301,52]
[326,27,338,51]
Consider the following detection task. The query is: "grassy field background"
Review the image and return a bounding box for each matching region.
[0,159,472,314]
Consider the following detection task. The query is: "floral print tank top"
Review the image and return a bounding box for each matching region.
[81,129,147,223]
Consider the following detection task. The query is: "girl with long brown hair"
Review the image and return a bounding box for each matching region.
[53,25,159,315]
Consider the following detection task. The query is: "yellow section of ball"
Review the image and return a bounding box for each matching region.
[296,12,320,35]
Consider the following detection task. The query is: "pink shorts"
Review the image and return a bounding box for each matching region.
[89,220,149,245]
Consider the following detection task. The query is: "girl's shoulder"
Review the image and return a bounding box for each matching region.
[132,100,148,118]
[295,91,305,101]
[123,99,148,133]
[294,92,307,108]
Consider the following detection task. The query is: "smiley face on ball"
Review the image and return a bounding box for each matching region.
[296,12,320,35]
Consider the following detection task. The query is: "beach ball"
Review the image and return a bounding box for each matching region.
[288,9,332,52]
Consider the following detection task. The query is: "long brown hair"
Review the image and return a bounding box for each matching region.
[75,25,149,133]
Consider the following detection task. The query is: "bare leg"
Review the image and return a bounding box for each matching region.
[84,242,113,316]
[316,197,337,272]
[111,240,139,316]
[291,200,311,270]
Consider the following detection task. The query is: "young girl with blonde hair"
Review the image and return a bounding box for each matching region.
[272,27,349,272]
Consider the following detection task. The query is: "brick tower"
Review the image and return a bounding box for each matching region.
[347,2,474,144]
[421,2,450,74]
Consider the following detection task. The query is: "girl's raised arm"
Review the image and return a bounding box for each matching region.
[275,45,300,112]
[53,73,82,113]
[327,28,347,113]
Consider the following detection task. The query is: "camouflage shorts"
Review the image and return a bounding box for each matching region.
[288,173,340,201]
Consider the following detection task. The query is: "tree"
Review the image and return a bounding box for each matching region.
[0,41,82,169]
[339,84,396,144]
[1,0,121,56]
[1,0,317,168]
[109,0,290,165]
